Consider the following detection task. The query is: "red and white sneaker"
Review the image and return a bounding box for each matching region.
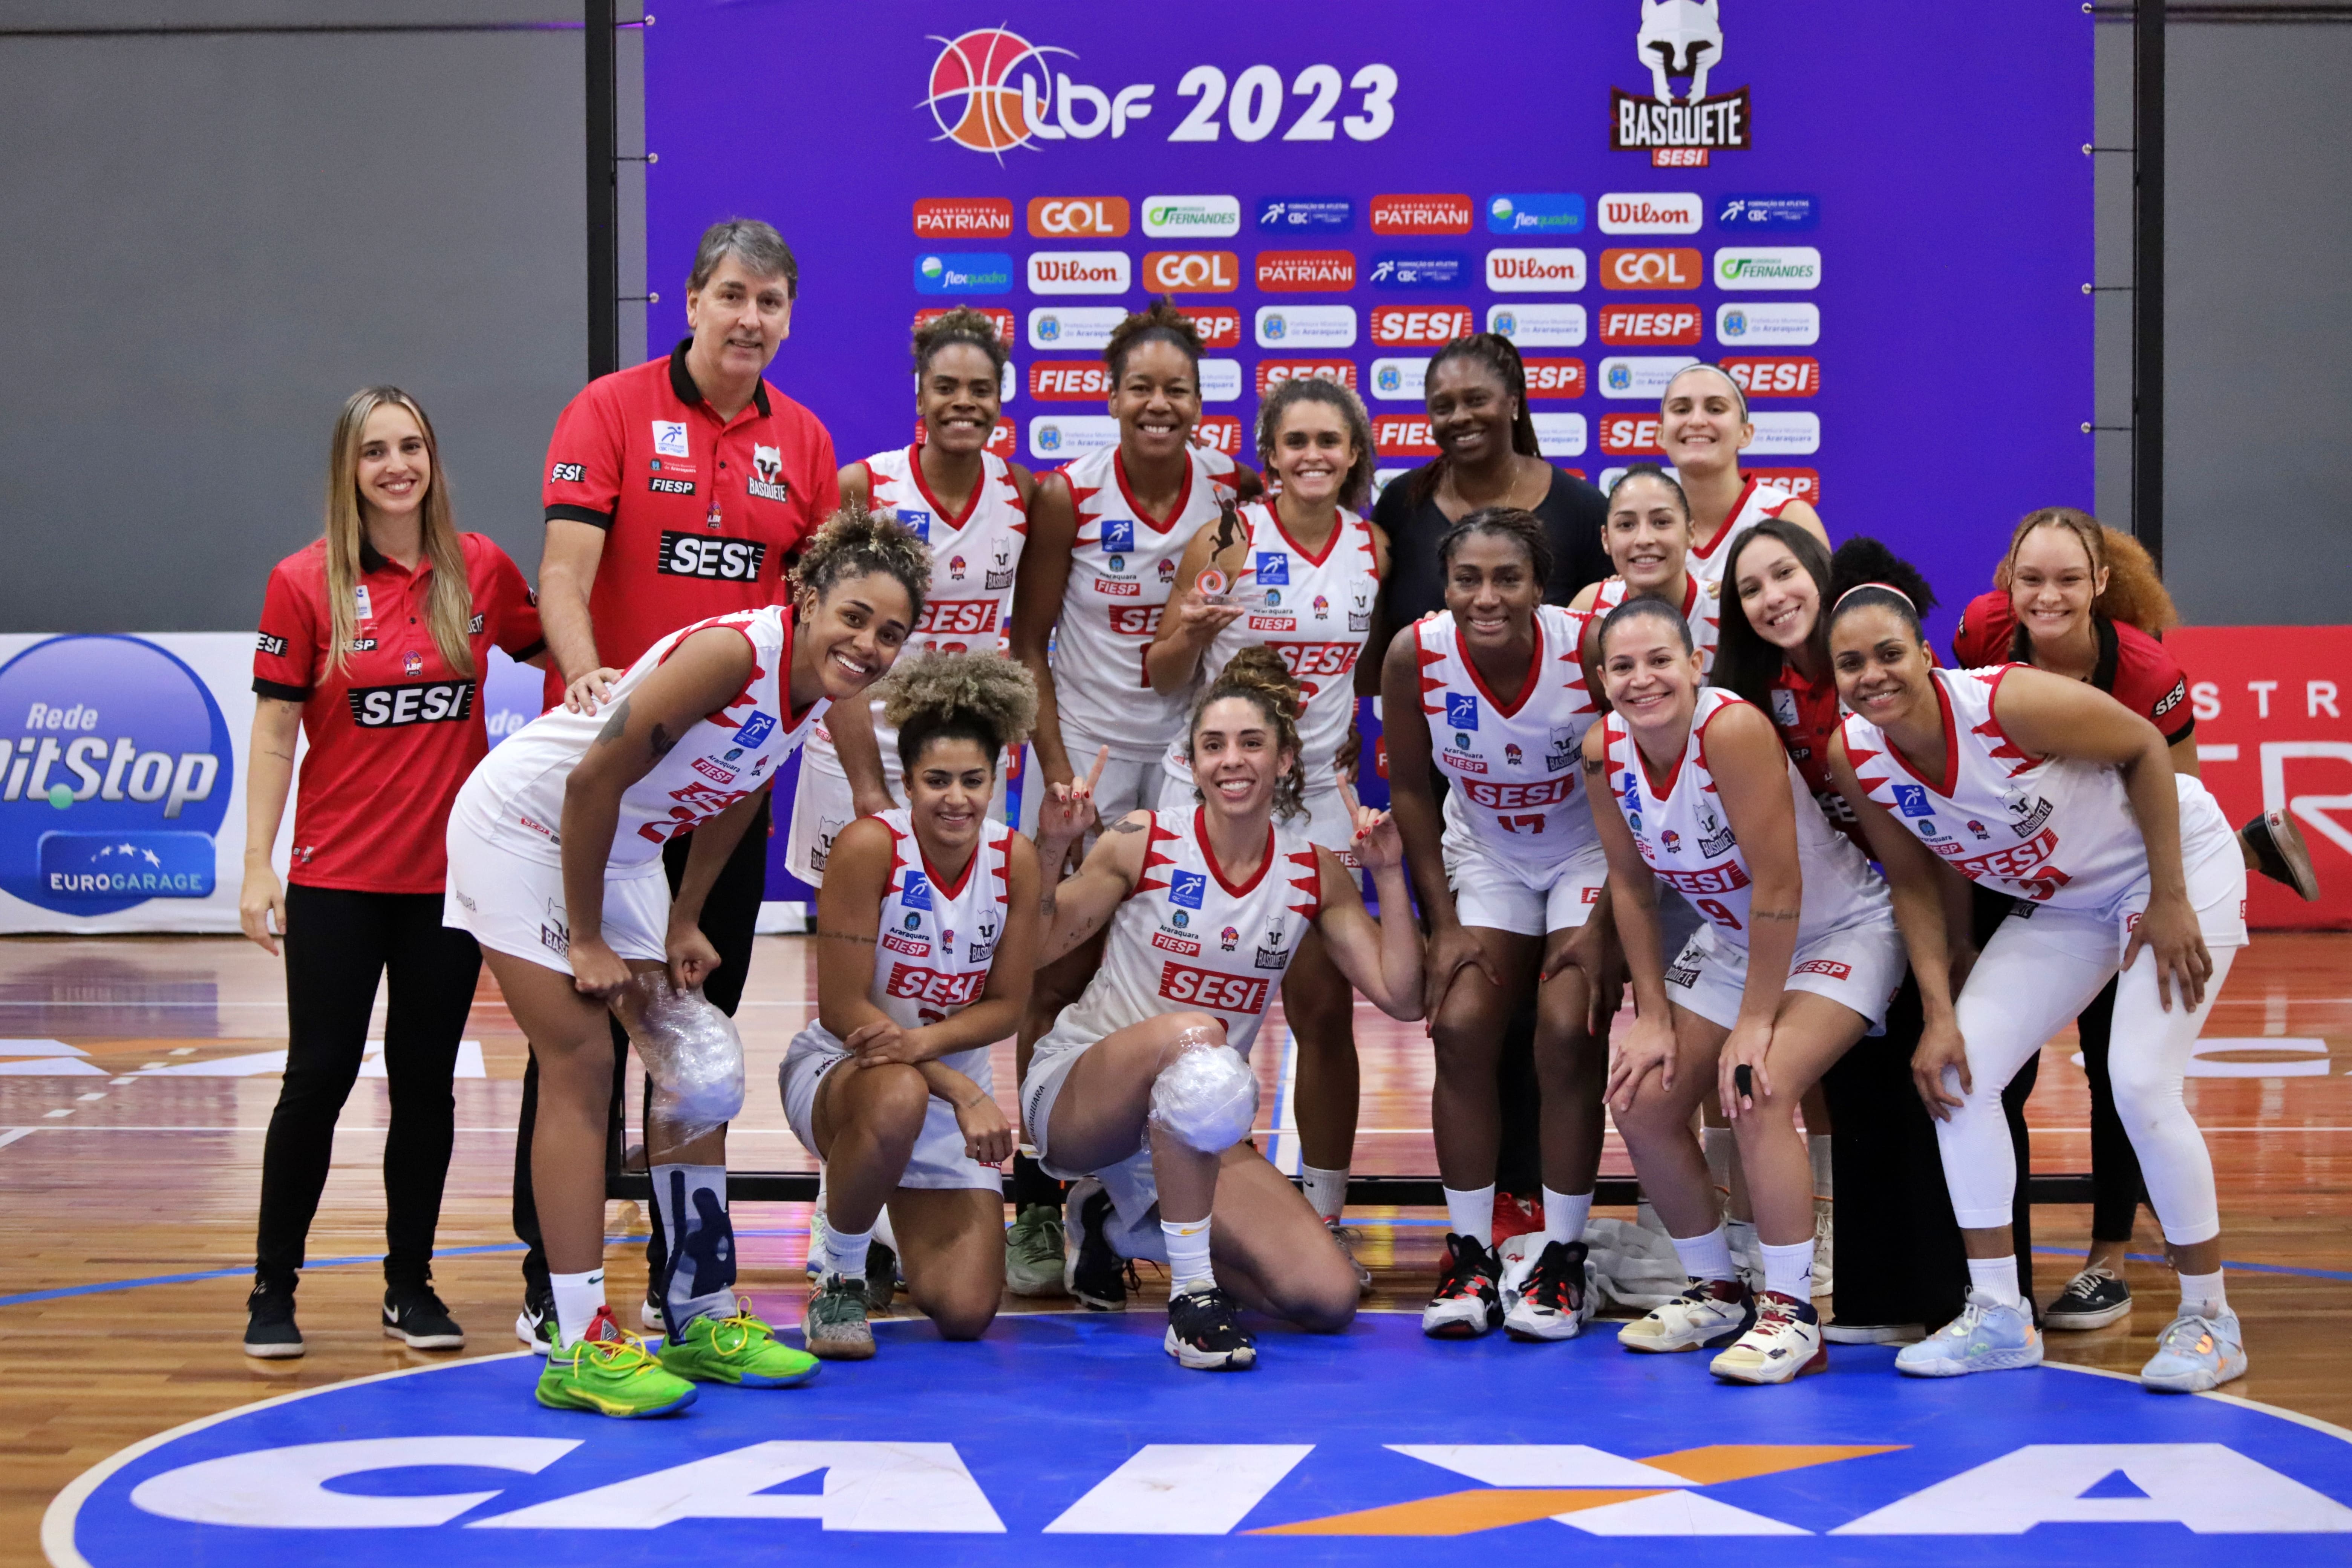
[1421,1234,1504,1339]
[1492,1191,1546,1243]
[1710,1290,1828,1383]
[1619,1277,1755,1353]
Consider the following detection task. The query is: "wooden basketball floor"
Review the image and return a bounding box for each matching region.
[4,929,2350,1560]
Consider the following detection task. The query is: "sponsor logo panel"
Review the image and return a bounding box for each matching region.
[1370,193,1472,234]
[1721,355,1821,397]
[1141,195,1242,237]
[1190,416,1244,456]
[1199,358,1244,402]
[1485,303,1587,346]
[1029,361,1112,400]
[1257,359,1356,394]
[1485,193,1585,234]
[1599,304,1702,345]
[919,306,1015,343]
[915,197,1013,237]
[1174,305,1243,349]
[1368,253,1466,290]
[1523,358,1587,398]
[1026,196,1129,237]
[1713,246,1822,291]
[1530,412,1588,458]
[1026,251,1131,294]
[1485,247,1586,292]
[1369,357,1429,402]
[1596,192,1703,233]
[1599,413,1665,455]
[915,251,1015,294]
[1715,301,1820,346]
[1600,247,1703,291]
[1370,305,1474,346]
[1373,416,1438,458]
[1141,249,1240,293]
[1749,467,1821,504]
[1256,196,1354,232]
[1025,306,1122,351]
[1255,305,1357,348]
[1749,412,1822,455]
[1028,415,1121,459]
[1599,354,1700,400]
[1717,193,1819,230]
[1256,250,1358,291]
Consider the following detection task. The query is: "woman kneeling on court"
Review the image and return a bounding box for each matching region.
[1585,596,1906,1383]
[446,508,927,1417]
[1020,650,1424,1369]
[784,654,1045,1358]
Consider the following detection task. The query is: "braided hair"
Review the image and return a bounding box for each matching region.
[1411,332,1541,502]
[1183,645,1308,821]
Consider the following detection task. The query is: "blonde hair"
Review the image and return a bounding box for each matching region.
[1996,507,2179,638]
[880,651,1038,771]
[1184,646,1308,821]
[323,386,473,678]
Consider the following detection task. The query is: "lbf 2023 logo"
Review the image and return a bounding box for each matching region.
[1611,1,1752,166]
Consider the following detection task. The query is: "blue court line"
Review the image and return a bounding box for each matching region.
[2030,1245,2352,1283]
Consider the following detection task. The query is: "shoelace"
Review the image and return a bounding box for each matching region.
[1438,1249,1491,1299]
[2060,1267,2117,1298]
[699,1297,771,1354]
[569,1332,663,1379]
[1527,1249,1579,1310]
[2157,1312,2222,1354]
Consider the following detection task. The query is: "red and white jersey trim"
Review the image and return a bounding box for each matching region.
[1416,604,1602,864]
[862,808,1010,1088]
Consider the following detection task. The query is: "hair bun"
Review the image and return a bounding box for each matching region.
[1829,536,1938,615]
[1217,645,1305,720]
[879,651,1039,750]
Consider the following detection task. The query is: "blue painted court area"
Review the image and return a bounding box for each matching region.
[52,1313,2352,1565]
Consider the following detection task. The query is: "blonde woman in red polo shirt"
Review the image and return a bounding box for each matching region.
[240,386,545,1358]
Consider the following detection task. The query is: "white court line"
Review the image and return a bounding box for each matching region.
[8,1123,2350,1136]
[0,1127,34,1150]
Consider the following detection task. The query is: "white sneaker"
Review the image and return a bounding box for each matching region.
[1812,1198,1835,1297]
[639,1294,666,1333]
[2140,1305,2248,1393]
[1420,1234,1503,1339]
[1895,1289,2042,1377]
[1619,1277,1754,1353]
[1711,1291,1827,1384]
[1501,1239,1598,1341]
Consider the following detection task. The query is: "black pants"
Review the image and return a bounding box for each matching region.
[254,885,481,1289]
[512,795,770,1292]
[2076,976,2145,1242]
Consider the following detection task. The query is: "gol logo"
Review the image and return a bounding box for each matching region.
[1370,193,1472,234]
[1720,355,1821,397]
[1029,196,1129,237]
[1599,413,1664,455]
[1142,250,1240,294]
[1523,358,1586,398]
[1190,416,1243,456]
[912,418,1017,458]
[915,306,1015,343]
[922,28,1068,155]
[1599,305,1701,345]
[1031,363,1113,400]
[914,198,1012,238]
[1256,360,1356,394]
[1600,248,1703,290]
[1373,416,1439,458]
[1749,466,1819,502]
[1371,306,1474,346]
[1257,251,1357,292]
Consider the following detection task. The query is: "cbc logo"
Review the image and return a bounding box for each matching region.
[1027,196,1129,237]
[1142,250,1240,293]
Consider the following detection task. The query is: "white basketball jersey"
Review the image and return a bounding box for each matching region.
[1592,572,1720,677]
[1162,501,1378,788]
[1685,475,1796,608]
[1841,665,2235,911]
[1050,443,1240,760]
[1415,604,1603,863]
[862,808,1010,1092]
[1605,686,1888,946]
[804,445,1029,782]
[1054,806,1320,1058]
[458,606,818,870]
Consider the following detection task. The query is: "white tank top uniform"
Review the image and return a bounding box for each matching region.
[785,447,1027,884]
[1591,573,1721,678]
[1415,604,1609,936]
[1160,501,1378,854]
[1604,687,1904,1030]
[446,605,822,973]
[1841,665,2248,951]
[1684,475,1796,626]
[781,810,1014,1191]
[1021,805,1322,1237]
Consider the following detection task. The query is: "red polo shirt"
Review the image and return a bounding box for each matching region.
[254,534,543,892]
[1952,591,2194,743]
[541,338,839,705]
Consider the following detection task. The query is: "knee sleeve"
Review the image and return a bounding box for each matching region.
[1148,1025,1258,1154]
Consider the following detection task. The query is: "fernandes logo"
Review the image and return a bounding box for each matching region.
[1612,0,1752,167]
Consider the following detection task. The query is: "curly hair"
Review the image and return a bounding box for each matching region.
[1256,375,1375,512]
[1825,536,1942,644]
[880,651,1038,773]
[1411,332,1541,501]
[789,503,932,625]
[1103,297,1205,383]
[1437,505,1554,596]
[1183,645,1308,821]
[1995,507,2179,640]
[911,305,1008,378]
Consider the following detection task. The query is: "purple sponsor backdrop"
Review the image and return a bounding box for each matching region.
[643,1,2091,900]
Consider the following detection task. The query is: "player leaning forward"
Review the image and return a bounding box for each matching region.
[1021,651,1424,1369]
[446,509,928,1416]
[1827,582,2252,1393]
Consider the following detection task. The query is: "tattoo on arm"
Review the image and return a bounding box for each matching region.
[1582,754,1608,777]
[1753,906,1801,922]
[1108,819,1146,834]
[648,722,678,761]
[1039,890,1057,919]
[593,697,632,746]
[817,927,879,943]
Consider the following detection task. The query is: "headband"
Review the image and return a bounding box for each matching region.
[1831,582,1917,613]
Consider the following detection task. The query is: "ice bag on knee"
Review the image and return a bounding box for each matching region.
[618,974,746,1144]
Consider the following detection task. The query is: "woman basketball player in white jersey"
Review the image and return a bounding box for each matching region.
[1020,651,1423,1369]
[445,509,928,1416]
[1146,376,1385,1290]
[1571,466,1718,674]
[782,655,1045,1358]
[1657,361,1828,603]
[786,308,1035,883]
[1003,301,1260,1296]
[1380,508,1616,1343]
[1584,596,1905,1384]
[1827,584,2252,1393]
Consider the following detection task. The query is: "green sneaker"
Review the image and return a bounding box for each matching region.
[658,1299,821,1388]
[1005,1205,1069,1298]
[535,1308,697,1418]
[805,1273,876,1360]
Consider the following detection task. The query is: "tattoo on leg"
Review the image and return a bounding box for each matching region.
[648,722,678,761]
[593,697,632,746]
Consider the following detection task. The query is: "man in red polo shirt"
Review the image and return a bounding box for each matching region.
[510,218,841,1350]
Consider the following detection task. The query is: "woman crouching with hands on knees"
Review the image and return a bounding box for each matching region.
[1020,649,1424,1369]
[1583,596,1906,1384]
[1826,582,2252,1394]
[784,654,1044,1359]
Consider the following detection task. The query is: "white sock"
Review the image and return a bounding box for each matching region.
[1541,1187,1594,1248]
[550,1268,606,1349]
[1671,1225,1738,1283]
[1443,1183,1495,1248]
[1703,1125,1734,1195]
[1809,1134,1834,1200]
[1761,1239,1816,1301]
[2177,1268,2227,1317]
[871,1203,899,1254]
[1966,1253,2024,1309]
[1727,1217,1759,1265]
[823,1216,873,1281]
[1300,1163,1349,1223]
[1162,1216,1215,1295]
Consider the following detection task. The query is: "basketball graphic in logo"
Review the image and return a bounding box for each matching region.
[922,29,1072,156]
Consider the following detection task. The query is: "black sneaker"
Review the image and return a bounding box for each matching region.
[2243,809,2321,901]
[1165,1286,1256,1370]
[1066,1181,1131,1311]
[864,1239,899,1315]
[1502,1239,1597,1341]
[516,1277,555,1355]
[384,1281,466,1350]
[243,1276,303,1360]
[2046,1266,2133,1330]
[1420,1233,1504,1339]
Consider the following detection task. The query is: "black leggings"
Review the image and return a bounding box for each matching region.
[511,796,770,1291]
[254,885,482,1288]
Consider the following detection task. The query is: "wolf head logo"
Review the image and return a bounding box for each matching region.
[1638,0,1724,103]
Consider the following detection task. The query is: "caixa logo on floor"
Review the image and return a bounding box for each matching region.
[0,635,230,914]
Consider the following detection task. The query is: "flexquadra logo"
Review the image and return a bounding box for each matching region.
[0,635,231,914]
[1611,0,1752,167]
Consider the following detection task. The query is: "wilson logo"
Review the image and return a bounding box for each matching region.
[1485,248,1586,291]
[1595,192,1704,233]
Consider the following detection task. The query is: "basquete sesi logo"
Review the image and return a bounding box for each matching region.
[0,635,231,914]
[1612,0,1752,166]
